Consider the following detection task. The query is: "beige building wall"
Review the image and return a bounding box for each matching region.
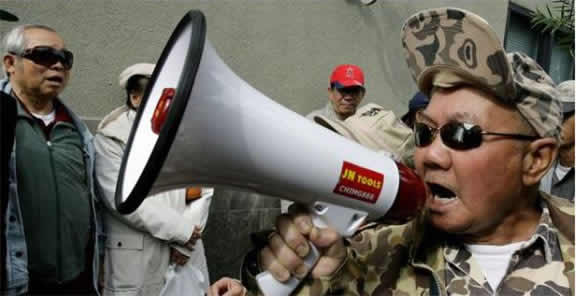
[0,0,510,130]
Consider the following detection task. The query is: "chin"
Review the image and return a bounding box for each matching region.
[42,89,62,98]
[429,214,472,234]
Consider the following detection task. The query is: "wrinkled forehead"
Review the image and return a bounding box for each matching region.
[424,86,517,125]
[23,28,65,49]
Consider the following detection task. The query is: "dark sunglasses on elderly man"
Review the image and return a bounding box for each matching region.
[414,121,539,150]
[10,46,74,70]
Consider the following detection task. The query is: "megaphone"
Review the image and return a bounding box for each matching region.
[115,10,426,295]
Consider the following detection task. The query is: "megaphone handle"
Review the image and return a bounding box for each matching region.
[255,242,320,296]
[255,202,367,295]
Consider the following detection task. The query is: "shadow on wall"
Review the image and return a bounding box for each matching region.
[203,189,281,281]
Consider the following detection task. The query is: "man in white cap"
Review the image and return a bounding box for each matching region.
[540,80,574,201]
[94,63,214,296]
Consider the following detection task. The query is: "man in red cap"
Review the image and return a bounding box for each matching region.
[306,64,366,121]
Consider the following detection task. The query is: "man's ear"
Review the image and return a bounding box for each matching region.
[522,137,558,186]
[327,87,338,103]
[3,55,16,76]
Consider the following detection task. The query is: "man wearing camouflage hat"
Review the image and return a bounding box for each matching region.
[242,7,574,296]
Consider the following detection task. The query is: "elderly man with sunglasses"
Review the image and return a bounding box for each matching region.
[241,8,574,296]
[1,24,101,295]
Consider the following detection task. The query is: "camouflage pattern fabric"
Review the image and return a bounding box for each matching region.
[269,194,572,296]
[401,7,562,141]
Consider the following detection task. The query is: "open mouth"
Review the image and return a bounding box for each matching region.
[427,183,457,201]
[46,76,64,83]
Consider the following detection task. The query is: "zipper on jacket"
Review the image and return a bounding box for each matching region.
[46,136,62,283]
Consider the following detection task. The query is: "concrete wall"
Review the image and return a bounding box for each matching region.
[1,0,511,283]
[0,0,510,125]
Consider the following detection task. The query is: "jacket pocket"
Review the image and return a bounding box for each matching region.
[104,234,145,292]
[106,234,144,250]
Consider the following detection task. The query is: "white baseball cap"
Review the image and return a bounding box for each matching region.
[118,63,155,89]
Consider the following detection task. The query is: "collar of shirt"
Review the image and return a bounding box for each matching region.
[442,203,561,294]
[16,97,73,138]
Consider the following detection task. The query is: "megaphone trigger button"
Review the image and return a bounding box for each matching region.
[151,88,176,134]
[313,203,327,214]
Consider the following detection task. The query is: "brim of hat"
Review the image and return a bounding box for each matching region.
[332,80,365,89]
[401,8,515,100]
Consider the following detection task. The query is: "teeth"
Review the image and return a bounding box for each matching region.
[434,194,456,201]
[428,183,457,201]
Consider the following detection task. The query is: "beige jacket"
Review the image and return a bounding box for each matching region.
[94,105,212,296]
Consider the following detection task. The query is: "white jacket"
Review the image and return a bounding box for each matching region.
[94,106,212,296]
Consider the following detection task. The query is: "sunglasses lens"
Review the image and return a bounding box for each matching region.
[62,49,73,69]
[338,87,363,96]
[440,122,482,150]
[414,122,433,147]
[24,47,73,70]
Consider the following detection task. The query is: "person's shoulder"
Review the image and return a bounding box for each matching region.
[541,192,574,244]
[96,106,131,134]
[543,192,574,216]
[305,107,325,119]
[348,220,417,255]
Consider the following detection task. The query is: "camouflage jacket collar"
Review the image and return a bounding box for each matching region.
[442,205,563,294]
[408,194,574,295]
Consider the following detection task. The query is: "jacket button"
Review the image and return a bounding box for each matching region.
[117,242,122,247]
[15,251,22,258]
[9,216,15,222]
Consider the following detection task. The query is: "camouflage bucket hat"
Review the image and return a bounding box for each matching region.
[401,7,562,140]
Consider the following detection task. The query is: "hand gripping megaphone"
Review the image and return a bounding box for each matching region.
[115,10,426,296]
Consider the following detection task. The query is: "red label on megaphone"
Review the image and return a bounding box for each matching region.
[333,161,383,204]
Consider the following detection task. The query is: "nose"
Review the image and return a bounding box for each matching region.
[341,93,356,101]
[417,133,451,171]
[50,60,66,72]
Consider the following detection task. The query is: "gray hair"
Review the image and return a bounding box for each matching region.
[2,24,57,76]
[3,24,57,56]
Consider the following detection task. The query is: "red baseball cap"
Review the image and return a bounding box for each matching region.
[330,64,365,89]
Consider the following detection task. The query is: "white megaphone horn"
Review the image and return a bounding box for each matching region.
[115,10,426,296]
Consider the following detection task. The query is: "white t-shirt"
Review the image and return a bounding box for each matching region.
[31,110,56,126]
[466,241,526,291]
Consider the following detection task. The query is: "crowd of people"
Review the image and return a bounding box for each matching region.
[1,5,573,296]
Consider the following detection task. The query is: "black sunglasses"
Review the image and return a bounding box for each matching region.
[414,121,539,150]
[333,85,365,96]
[11,46,74,70]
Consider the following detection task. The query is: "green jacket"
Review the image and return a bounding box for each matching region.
[247,193,574,296]
[14,99,92,283]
